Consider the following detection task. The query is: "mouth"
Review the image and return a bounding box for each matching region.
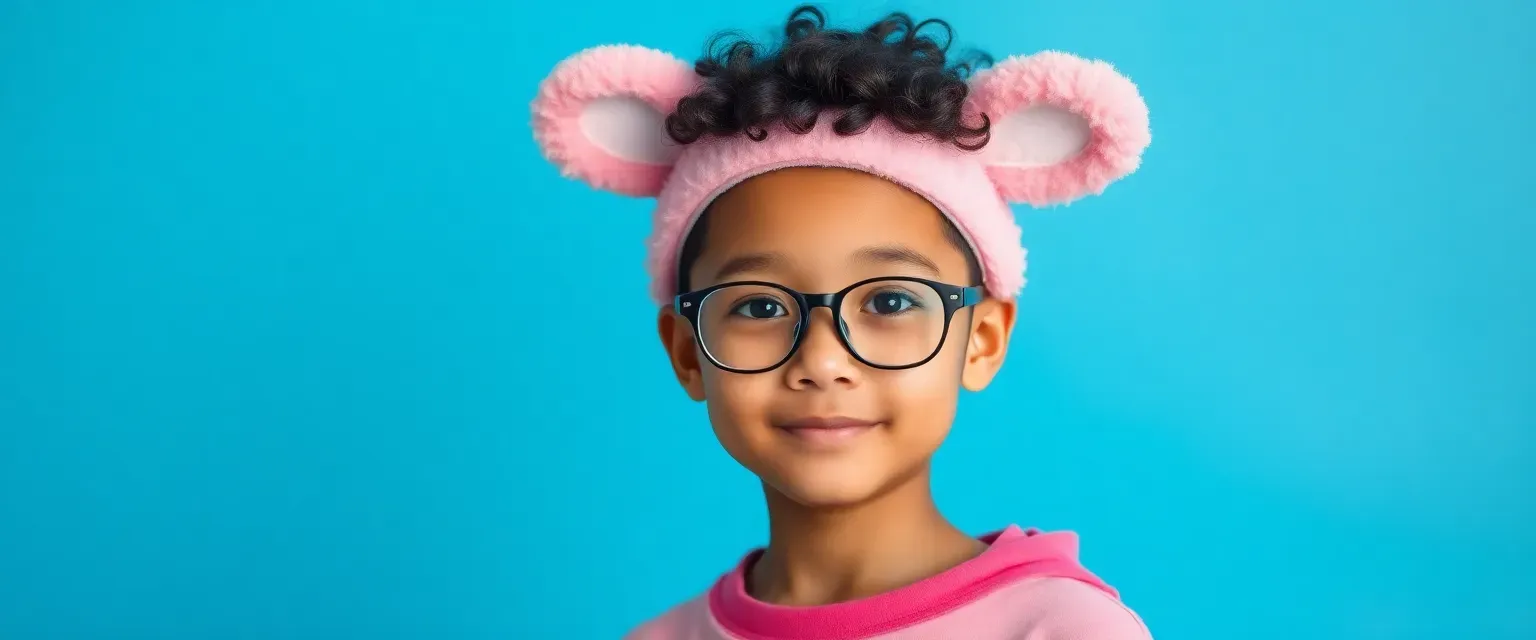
[773,416,882,448]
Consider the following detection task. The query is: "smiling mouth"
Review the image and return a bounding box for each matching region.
[774,417,882,447]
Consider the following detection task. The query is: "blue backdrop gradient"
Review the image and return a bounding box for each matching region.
[1,1,1532,638]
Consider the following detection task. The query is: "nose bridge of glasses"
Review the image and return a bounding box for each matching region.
[793,292,841,334]
[802,292,837,309]
[797,303,853,347]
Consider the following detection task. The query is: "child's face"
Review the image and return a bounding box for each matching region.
[659,167,1017,508]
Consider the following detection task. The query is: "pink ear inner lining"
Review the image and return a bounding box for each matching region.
[578,97,683,165]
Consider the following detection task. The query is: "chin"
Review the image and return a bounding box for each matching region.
[766,468,892,509]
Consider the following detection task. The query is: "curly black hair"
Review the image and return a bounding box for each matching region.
[671,6,990,294]
[665,5,993,150]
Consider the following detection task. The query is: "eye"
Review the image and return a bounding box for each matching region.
[731,297,789,319]
[863,290,920,315]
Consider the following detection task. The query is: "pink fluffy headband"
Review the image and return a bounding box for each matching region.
[531,45,1151,305]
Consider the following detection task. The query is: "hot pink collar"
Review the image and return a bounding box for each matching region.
[706,525,1117,640]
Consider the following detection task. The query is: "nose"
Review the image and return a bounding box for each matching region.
[783,308,861,391]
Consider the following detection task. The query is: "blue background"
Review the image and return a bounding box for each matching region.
[2,0,1532,638]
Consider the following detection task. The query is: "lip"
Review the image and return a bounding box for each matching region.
[776,416,881,430]
[774,416,882,448]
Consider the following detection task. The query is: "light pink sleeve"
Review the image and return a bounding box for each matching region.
[623,595,717,640]
[1007,578,1152,640]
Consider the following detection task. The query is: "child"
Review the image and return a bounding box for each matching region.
[532,6,1152,639]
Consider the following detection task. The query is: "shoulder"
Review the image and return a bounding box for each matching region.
[988,576,1152,640]
[622,592,714,640]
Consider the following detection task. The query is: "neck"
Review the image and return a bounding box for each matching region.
[748,466,985,606]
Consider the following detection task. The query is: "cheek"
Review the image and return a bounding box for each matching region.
[878,335,966,442]
[880,363,961,426]
[700,368,779,456]
[893,319,970,398]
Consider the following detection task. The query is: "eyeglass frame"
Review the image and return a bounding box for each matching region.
[673,275,984,374]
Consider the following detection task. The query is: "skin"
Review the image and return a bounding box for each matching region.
[657,167,1018,606]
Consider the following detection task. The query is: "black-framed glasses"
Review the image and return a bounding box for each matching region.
[674,276,982,374]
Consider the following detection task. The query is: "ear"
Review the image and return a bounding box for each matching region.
[961,298,1017,392]
[531,45,697,197]
[968,52,1151,207]
[657,308,707,402]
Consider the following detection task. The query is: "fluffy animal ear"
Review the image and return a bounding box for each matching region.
[968,52,1151,207]
[531,46,697,197]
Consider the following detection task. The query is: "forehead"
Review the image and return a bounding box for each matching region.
[692,167,969,288]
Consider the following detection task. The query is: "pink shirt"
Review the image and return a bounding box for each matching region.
[626,526,1151,639]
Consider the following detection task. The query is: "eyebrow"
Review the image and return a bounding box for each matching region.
[712,252,786,282]
[709,244,942,283]
[853,244,942,277]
